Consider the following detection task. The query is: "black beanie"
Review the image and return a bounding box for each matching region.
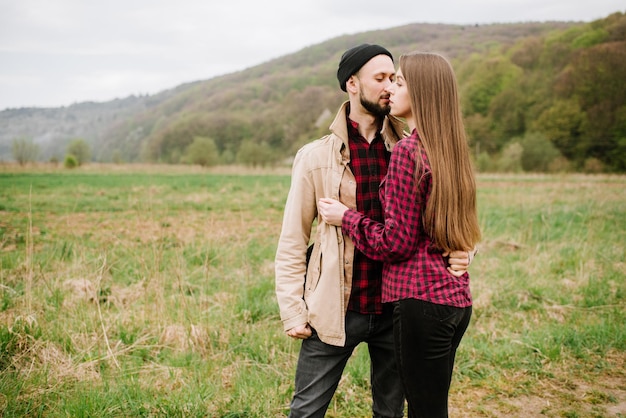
[337,44,393,92]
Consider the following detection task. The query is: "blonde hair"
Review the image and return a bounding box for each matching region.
[399,52,481,252]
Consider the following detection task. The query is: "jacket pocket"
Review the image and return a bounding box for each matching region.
[304,244,314,277]
[305,249,322,293]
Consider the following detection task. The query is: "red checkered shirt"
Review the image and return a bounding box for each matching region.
[346,118,389,314]
[342,129,472,307]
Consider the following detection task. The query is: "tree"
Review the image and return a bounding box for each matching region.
[569,42,626,169]
[12,137,39,165]
[519,132,562,172]
[236,140,275,167]
[67,139,91,166]
[489,89,527,142]
[475,151,496,173]
[459,56,522,116]
[509,36,543,70]
[533,99,585,161]
[111,149,124,164]
[497,142,523,172]
[183,136,219,167]
[464,113,497,155]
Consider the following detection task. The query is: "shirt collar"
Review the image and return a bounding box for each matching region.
[346,114,383,144]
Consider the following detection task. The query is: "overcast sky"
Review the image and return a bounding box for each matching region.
[0,0,623,110]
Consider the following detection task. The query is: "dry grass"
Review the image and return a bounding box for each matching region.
[0,167,624,417]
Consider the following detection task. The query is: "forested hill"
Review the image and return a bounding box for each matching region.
[2,12,625,172]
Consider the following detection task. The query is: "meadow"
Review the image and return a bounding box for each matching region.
[0,164,624,417]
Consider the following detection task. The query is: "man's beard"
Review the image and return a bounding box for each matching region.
[360,89,390,118]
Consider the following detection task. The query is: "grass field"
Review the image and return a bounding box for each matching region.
[0,164,624,417]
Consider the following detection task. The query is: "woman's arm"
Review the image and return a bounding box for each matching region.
[318,138,476,272]
[320,139,422,263]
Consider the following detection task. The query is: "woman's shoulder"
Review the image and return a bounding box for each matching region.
[393,132,420,157]
[393,132,431,175]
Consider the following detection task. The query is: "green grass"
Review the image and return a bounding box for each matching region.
[0,166,624,417]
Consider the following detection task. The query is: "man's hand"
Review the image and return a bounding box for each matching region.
[444,250,472,277]
[286,324,312,339]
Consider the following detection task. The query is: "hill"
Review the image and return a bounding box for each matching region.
[1,13,624,172]
[0,84,197,162]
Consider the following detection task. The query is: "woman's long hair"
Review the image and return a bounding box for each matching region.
[400,52,481,252]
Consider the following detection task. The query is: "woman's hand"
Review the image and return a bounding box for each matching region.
[318,198,349,226]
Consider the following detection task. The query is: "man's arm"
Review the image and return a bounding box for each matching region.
[275,147,317,338]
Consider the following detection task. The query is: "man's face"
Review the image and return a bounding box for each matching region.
[354,55,395,117]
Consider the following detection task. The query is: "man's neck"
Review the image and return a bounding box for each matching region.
[348,105,382,143]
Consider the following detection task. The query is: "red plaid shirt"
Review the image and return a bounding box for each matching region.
[342,129,472,307]
[346,118,389,314]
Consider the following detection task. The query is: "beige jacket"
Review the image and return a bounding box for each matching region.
[275,102,406,346]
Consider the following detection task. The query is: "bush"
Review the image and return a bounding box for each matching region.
[64,154,78,169]
[475,151,496,172]
[497,142,523,172]
[236,140,275,167]
[519,132,562,172]
[12,137,39,165]
[112,150,124,164]
[548,156,572,173]
[66,139,90,165]
[183,137,219,167]
[221,149,235,165]
[583,157,605,173]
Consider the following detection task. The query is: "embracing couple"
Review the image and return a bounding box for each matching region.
[275,43,481,418]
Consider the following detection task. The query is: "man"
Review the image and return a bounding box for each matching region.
[275,44,471,418]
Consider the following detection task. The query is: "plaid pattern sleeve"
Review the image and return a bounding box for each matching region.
[342,132,424,263]
[342,130,472,307]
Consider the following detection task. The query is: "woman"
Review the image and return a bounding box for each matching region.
[318,52,481,417]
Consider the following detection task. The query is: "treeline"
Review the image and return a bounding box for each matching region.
[458,12,626,172]
[6,14,624,172]
[96,13,623,172]
[0,96,151,162]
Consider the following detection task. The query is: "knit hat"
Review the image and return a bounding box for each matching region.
[337,44,393,92]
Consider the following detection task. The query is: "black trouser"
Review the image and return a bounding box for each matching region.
[392,299,472,418]
[290,308,405,418]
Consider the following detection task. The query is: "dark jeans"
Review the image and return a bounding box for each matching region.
[289,307,405,418]
[392,299,472,418]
